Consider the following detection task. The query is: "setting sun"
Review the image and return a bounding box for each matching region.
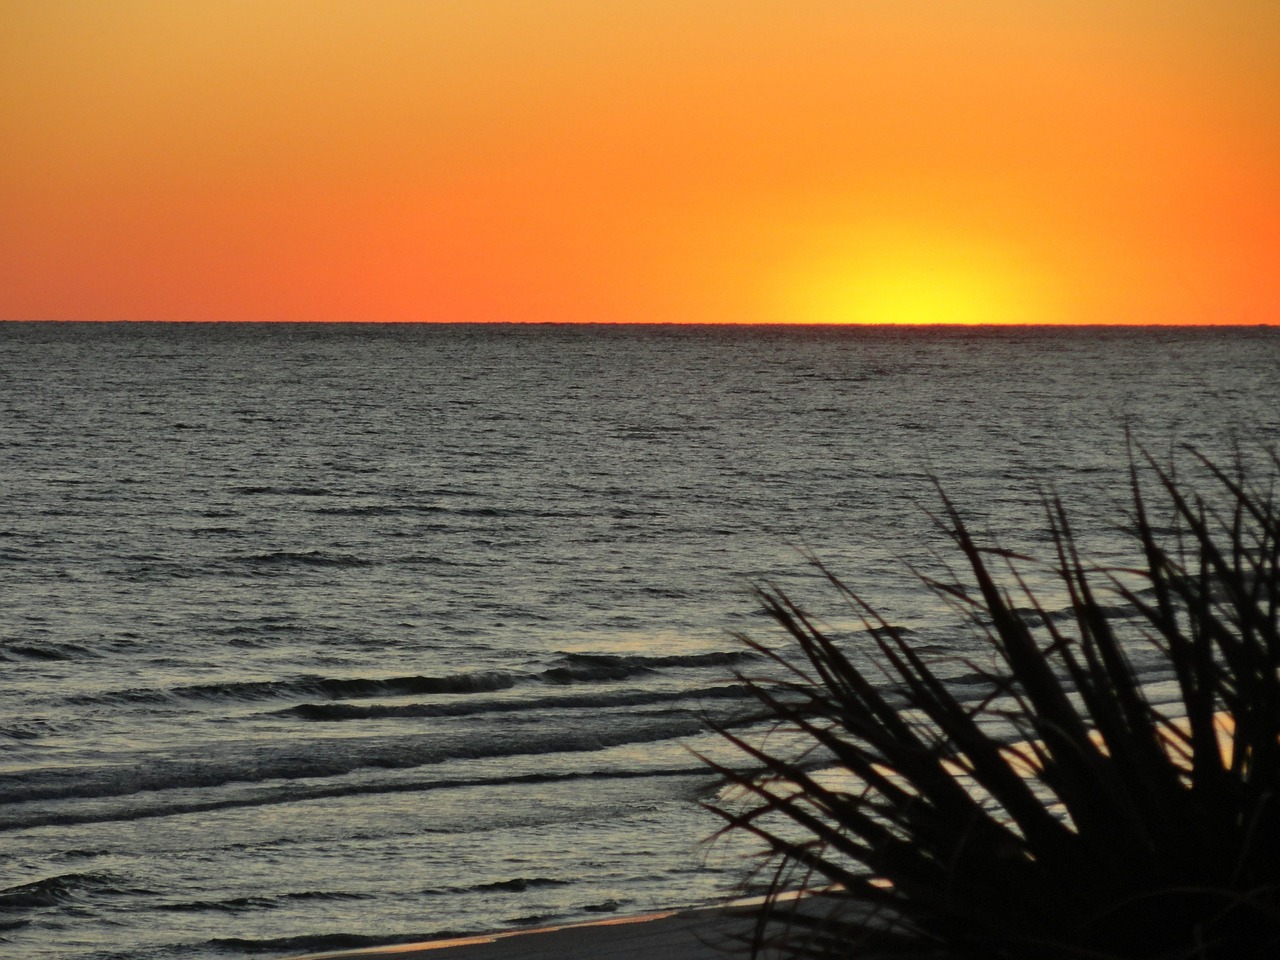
[850,264,1020,326]
[777,225,1054,325]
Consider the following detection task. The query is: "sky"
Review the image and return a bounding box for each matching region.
[2,0,1278,325]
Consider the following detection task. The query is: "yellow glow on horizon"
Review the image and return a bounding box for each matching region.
[779,226,1057,326]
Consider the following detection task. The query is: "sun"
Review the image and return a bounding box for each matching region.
[848,260,1015,326]
[777,224,1055,325]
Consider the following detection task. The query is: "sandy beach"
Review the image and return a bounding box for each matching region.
[285,906,747,960]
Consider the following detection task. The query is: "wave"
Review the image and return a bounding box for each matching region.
[155,889,372,914]
[155,896,277,914]
[277,683,752,721]
[69,549,292,585]
[69,650,755,708]
[230,485,337,496]
[309,503,585,520]
[0,873,142,911]
[312,504,447,517]
[235,550,374,570]
[0,706,721,819]
[0,719,61,741]
[65,671,517,708]
[1012,602,1137,624]
[1,641,95,662]
[65,687,176,706]
[471,876,570,893]
[0,763,714,832]
[541,650,756,684]
[190,525,247,538]
[181,670,518,704]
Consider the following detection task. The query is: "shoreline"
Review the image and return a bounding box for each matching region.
[283,904,749,960]
[282,708,1236,960]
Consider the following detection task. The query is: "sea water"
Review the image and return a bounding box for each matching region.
[2,322,1278,959]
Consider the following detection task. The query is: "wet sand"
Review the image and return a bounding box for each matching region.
[284,905,749,960]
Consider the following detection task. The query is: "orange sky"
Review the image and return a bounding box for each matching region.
[2,0,1278,324]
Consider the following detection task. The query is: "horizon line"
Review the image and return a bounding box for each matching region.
[1,319,1274,328]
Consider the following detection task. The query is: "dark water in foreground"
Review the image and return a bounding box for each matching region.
[2,322,1278,959]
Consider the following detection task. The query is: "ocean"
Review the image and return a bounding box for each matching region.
[2,322,1278,959]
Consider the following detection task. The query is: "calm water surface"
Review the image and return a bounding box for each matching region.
[2,323,1278,958]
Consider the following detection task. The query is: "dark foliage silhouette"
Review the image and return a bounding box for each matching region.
[706,449,1280,959]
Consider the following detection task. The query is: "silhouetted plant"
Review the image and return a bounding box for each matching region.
[705,448,1280,959]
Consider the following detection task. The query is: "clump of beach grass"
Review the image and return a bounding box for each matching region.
[706,448,1280,959]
